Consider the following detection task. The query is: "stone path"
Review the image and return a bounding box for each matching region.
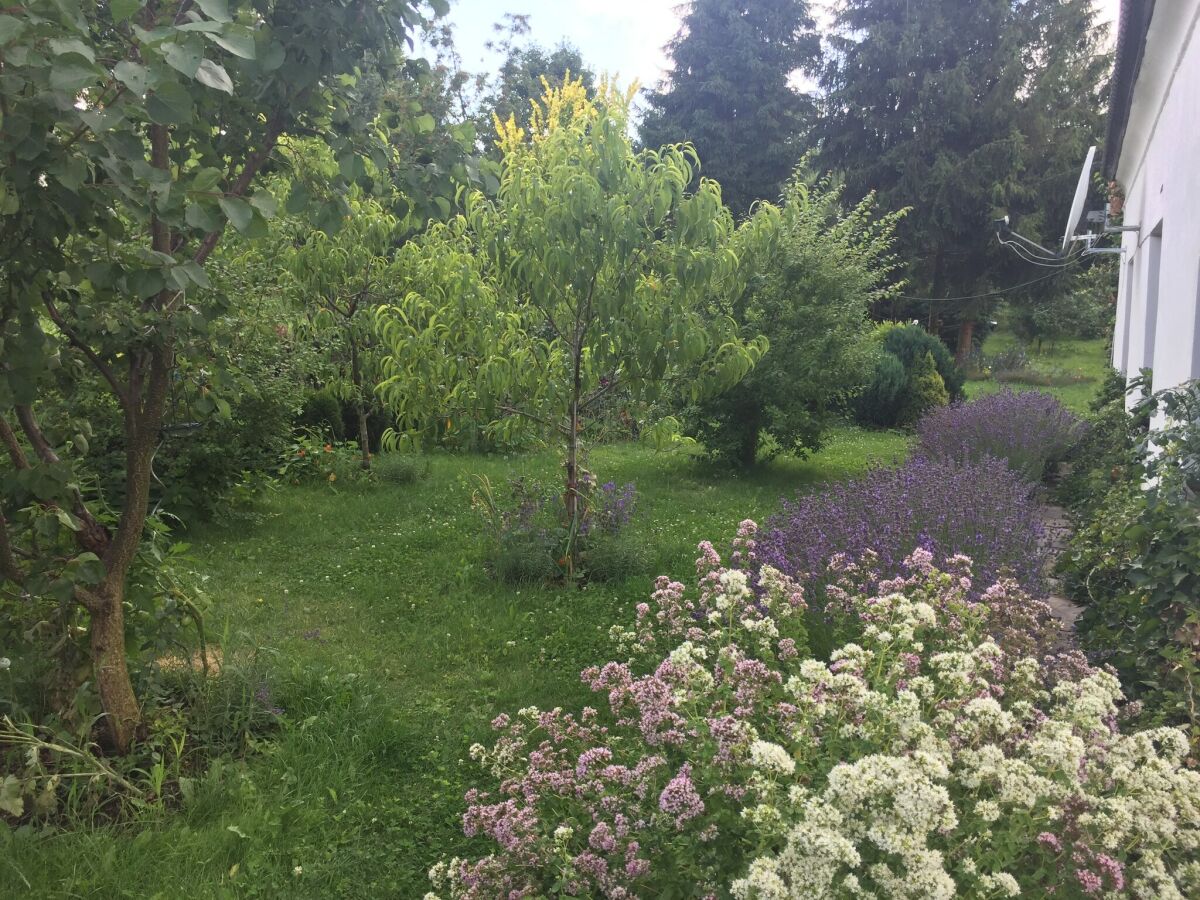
[1037,497,1085,641]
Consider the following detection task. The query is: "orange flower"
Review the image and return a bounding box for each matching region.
[324,444,333,453]
[298,449,306,457]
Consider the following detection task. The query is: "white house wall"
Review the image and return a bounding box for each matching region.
[1112,0,1200,410]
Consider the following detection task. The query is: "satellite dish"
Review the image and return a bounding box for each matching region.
[1062,145,1097,251]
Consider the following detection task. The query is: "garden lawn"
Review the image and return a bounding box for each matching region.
[1,426,907,898]
[967,330,1109,413]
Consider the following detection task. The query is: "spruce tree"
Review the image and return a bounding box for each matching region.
[817,0,1108,357]
[640,0,819,218]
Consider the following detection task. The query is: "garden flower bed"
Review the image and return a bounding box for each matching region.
[427,527,1200,898]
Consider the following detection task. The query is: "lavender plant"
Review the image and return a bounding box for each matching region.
[427,532,1200,899]
[757,456,1046,608]
[472,474,641,583]
[916,389,1085,481]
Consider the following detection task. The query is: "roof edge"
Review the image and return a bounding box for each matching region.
[1104,0,1156,180]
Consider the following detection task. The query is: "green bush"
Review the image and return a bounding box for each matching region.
[297,388,346,442]
[683,175,905,466]
[1060,379,1200,746]
[854,348,909,426]
[880,322,965,400]
[855,324,960,427]
[899,350,949,425]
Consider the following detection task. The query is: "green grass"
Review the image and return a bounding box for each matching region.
[966,330,1110,413]
[2,426,907,898]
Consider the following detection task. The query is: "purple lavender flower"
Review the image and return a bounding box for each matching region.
[916,389,1085,481]
[757,455,1046,602]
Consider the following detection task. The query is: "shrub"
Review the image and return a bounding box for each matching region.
[899,350,949,425]
[757,455,1046,612]
[427,535,1200,899]
[1061,380,1200,744]
[916,390,1085,481]
[297,388,346,442]
[683,175,904,467]
[855,324,963,428]
[277,431,370,486]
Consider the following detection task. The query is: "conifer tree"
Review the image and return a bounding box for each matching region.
[817,0,1108,357]
[640,0,819,218]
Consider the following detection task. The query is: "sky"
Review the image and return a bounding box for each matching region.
[442,0,1122,98]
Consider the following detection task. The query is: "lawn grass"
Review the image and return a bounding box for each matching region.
[966,330,1110,413]
[1,425,908,898]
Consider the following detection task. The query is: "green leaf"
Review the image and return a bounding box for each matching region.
[110,0,143,23]
[415,113,436,133]
[259,40,285,72]
[191,167,224,194]
[129,268,166,300]
[195,58,233,93]
[204,28,257,59]
[162,40,203,78]
[249,192,277,218]
[49,38,96,63]
[195,0,232,23]
[285,183,310,215]
[145,80,194,124]
[0,776,24,818]
[113,60,153,94]
[218,197,253,232]
[179,261,211,289]
[55,509,81,532]
[0,15,27,45]
[50,59,102,93]
[185,202,221,231]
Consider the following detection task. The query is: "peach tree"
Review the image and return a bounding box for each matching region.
[376,78,766,567]
[0,0,431,751]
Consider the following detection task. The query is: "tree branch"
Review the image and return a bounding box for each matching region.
[192,112,288,267]
[0,509,22,585]
[43,293,130,408]
[0,415,29,469]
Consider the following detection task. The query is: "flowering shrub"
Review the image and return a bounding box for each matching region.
[277,430,369,485]
[757,456,1046,614]
[426,530,1200,899]
[473,473,642,583]
[916,389,1085,481]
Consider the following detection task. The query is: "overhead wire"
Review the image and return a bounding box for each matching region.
[893,255,1085,303]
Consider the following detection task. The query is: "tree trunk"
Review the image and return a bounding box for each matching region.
[90,586,140,752]
[955,318,976,366]
[349,337,371,470]
[564,343,583,573]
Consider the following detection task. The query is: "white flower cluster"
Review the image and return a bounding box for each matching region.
[730,569,1200,899]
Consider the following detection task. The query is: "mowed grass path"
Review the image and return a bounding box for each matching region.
[967,331,1110,413]
[3,427,907,898]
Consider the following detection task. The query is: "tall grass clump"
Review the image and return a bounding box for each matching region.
[757,456,1045,606]
[916,389,1085,480]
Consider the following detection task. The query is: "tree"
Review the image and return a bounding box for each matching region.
[640,0,819,218]
[480,42,594,156]
[286,196,400,470]
[817,0,1108,358]
[685,174,906,466]
[0,0,423,751]
[377,77,766,567]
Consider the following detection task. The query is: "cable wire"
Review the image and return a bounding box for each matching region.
[894,256,1084,303]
